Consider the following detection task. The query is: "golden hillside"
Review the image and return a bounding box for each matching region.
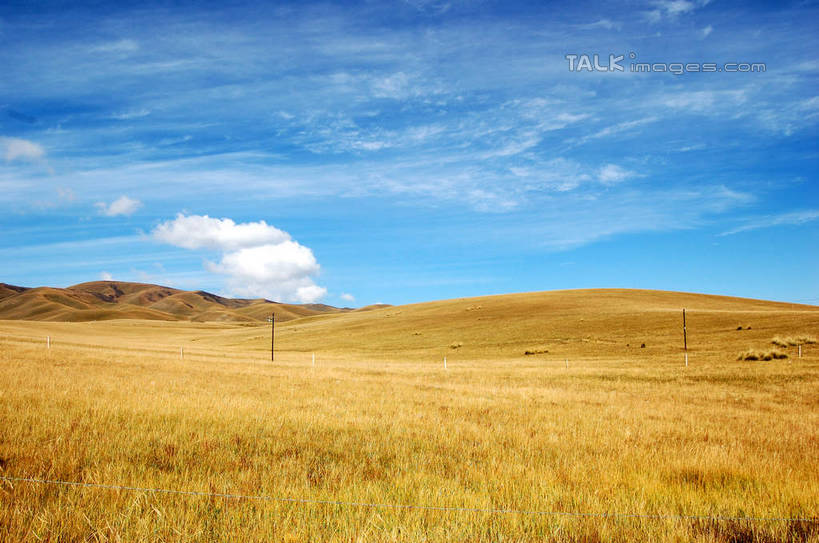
[0,281,350,323]
[213,288,818,362]
[6,288,814,365]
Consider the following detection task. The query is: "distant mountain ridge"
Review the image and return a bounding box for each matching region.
[0,281,356,322]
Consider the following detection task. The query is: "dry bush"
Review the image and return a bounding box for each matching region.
[737,349,788,361]
[772,335,817,347]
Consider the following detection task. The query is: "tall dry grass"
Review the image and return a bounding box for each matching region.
[1,328,818,542]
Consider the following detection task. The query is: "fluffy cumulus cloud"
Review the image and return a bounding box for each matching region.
[152,214,289,250]
[152,214,327,303]
[1,137,45,162]
[95,195,142,216]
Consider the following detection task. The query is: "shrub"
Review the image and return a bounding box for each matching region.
[737,349,788,361]
[772,335,817,347]
[524,348,549,356]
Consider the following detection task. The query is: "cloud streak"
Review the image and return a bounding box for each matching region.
[721,210,819,236]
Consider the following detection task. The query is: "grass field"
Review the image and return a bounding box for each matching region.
[1,289,818,541]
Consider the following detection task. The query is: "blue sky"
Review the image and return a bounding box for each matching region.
[1,0,817,306]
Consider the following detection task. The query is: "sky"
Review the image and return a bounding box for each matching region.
[1,0,817,307]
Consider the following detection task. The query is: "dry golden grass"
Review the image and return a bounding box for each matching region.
[1,289,818,541]
[736,349,789,361]
[772,336,818,348]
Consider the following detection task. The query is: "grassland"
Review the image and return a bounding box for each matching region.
[1,289,818,541]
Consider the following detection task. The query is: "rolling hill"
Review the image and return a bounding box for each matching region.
[1,284,816,363]
[199,288,819,362]
[0,281,352,323]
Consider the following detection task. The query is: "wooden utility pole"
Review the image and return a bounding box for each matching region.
[267,314,275,362]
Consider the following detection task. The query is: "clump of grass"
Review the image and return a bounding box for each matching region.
[524,347,549,356]
[737,349,788,361]
[772,335,817,347]
[449,341,462,349]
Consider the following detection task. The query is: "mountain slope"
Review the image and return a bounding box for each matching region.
[200,288,819,361]
[0,281,349,323]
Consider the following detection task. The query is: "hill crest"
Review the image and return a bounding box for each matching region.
[0,281,350,323]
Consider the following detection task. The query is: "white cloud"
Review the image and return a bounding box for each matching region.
[467,189,519,212]
[700,25,713,37]
[597,164,635,185]
[95,195,142,216]
[643,9,662,23]
[572,117,658,146]
[721,209,819,236]
[110,108,151,120]
[658,0,696,16]
[578,19,622,30]
[152,214,326,303]
[661,90,746,112]
[100,271,114,281]
[514,158,635,192]
[372,72,413,98]
[1,137,45,162]
[152,214,289,250]
[646,0,711,22]
[340,293,355,302]
[800,96,819,110]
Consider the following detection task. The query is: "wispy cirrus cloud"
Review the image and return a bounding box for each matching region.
[721,210,819,236]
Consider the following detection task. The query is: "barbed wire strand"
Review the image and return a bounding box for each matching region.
[1,475,816,524]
